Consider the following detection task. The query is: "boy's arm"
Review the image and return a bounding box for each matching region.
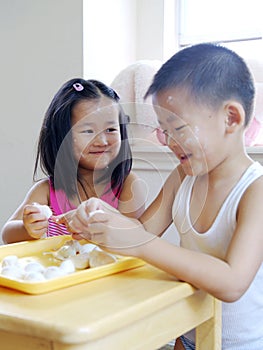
[117,171,146,219]
[69,174,263,303]
[135,176,263,302]
[1,180,50,244]
[139,164,185,235]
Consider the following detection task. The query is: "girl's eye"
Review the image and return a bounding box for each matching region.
[81,129,94,134]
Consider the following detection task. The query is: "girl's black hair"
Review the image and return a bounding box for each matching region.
[34,78,132,200]
[145,43,255,126]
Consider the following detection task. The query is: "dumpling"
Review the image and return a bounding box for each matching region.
[70,253,90,269]
[56,244,76,260]
[59,259,76,274]
[89,247,117,268]
[79,243,97,254]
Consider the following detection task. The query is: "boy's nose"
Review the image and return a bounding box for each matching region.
[166,134,178,147]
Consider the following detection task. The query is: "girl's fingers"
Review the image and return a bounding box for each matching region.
[23,205,39,215]
[52,214,67,225]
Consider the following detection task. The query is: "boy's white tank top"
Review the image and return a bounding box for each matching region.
[172,162,263,349]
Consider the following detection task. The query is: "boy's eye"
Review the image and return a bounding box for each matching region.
[175,124,188,131]
[106,127,118,133]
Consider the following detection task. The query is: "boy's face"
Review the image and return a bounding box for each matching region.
[153,88,227,176]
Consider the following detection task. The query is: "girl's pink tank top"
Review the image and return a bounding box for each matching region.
[47,180,120,237]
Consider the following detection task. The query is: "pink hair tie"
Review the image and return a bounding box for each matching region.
[73,83,84,91]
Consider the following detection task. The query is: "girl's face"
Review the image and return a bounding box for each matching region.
[71,96,121,172]
[153,88,227,176]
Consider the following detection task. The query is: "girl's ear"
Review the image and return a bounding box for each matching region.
[224,102,245,134]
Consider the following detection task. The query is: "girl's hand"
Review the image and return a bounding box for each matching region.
[23,204,49,239]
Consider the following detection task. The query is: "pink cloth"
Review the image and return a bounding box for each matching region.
[47,180,120,237]
[245,117,263,146]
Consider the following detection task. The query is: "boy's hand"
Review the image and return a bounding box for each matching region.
[52,198,108,240]
[52,209,84,240]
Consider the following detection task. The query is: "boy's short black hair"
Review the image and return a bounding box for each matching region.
[145,43,255,126]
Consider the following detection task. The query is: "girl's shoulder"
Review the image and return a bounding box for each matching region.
[24,178,50,204]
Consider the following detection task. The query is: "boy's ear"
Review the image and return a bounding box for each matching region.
[224,102,245,133]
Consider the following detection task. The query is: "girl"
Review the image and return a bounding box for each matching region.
[2,78,145,243]
[62,45,263,350]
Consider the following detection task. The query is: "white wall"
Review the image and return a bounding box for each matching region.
[83,0,137,84]
[0,0,168,242]
[83,0,166,85]
[0,0,83,240]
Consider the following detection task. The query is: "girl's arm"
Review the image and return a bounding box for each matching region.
[1,179,50,243]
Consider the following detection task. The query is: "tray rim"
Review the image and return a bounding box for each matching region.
[0,236,145,295]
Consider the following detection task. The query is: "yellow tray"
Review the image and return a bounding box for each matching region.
[0,236,145,295]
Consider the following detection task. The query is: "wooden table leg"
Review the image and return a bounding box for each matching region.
[196,298,221,350]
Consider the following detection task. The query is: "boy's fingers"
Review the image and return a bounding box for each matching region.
[84,198,102,213]
[51,216,64,225]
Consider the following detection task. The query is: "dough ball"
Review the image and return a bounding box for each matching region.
[44,266,66,279]
[70,253,90,269]
[1,266,24,279]
[24,262,45,274]
[2,255,19,267]
[60,259,76,274]
[23,271,46,282]
[89,248,117,268]
[33,203,52,219]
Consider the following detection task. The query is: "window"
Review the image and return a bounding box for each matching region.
[163,0,263,148]
[179,0,262,47]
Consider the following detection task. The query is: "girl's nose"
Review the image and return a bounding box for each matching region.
[93,132,108,145]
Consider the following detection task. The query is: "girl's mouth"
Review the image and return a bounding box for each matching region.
[89,150,108,155]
